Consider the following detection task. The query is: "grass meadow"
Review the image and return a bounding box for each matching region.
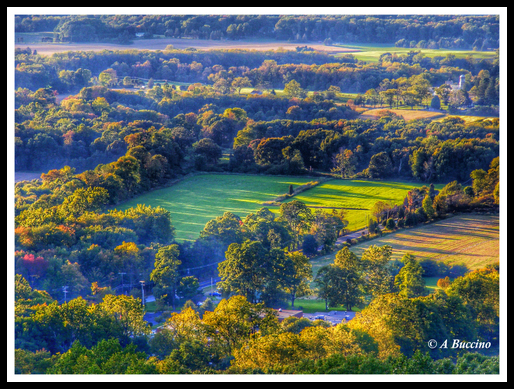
[283,179,443,231]
[116,173,316,241]
[332,43,497,63]
[294,213,499,312]
[310,213,499,276]
[116,175,438,241]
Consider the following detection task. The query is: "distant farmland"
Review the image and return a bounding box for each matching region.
[312,213,499,274]
[358,108,447,121]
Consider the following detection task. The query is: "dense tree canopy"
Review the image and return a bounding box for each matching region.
[13,13,501,376]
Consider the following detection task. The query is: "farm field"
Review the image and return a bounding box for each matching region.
[358,109,498,123]
[116,175,439,242]
[311,213,499,276]
[432,115,499,124]
[358,108,447,121]
[332,43,497,63]
[283,179,443,231]
[115,173,315,242]
[14,35,357,56]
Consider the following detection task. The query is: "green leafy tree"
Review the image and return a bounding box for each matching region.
[99,294,151,342]
[200,211,244,246]
[177,276,200,301]
[430,95,441,110]
[278,200,313,248]
[283,79,307,99]
[150,244,182,308]
[361,245,395,298]
[332,247,365,311]
[314,265,336,311]
[231,77,252,95]
[98,68,117,87]
[422,194,435,219]
[447,267,499,337]
[47,338,157,374]
[282,251,312,309]
[368,152,393,179]
[192,138,222,165]
[309,209,340,253]
[394,254,427,298]
[202,295,278,357]
[217,240,268,303]
[59,186,109,220]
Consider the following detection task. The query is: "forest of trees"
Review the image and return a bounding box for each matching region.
[12,13,502,376]
[15,14,499,51]
[15,266,499,374]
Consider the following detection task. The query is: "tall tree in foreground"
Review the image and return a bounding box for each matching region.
[282,251,312,309]
[218,240,267,303]
[332,247,365,311]
[394,254,427,298]
[150,244,182,308]
[361,245,395,298]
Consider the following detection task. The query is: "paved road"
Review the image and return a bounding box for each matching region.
[337,228,368,243]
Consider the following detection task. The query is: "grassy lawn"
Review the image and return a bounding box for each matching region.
[115,174,437,242]
[286,298,362,314]
[115,173,315,241]
[283,179,443,231]
[433,115,499,124]
[332,43,497,63]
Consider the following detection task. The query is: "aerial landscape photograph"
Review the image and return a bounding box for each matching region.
[9,8,506,381]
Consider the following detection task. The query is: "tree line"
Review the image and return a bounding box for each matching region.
[15,83,499,181]
[15,45,499,95]
[15,14,499,50]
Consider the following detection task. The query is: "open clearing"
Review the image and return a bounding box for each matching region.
[358,108,447,121]
[116,175,439,242]
[357,109,498,123]
[312,213,499,275]
[332,43,498,63]
[283,179,444,231]
[115,173,315,241]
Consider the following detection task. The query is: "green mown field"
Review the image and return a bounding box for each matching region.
[283,179,444,232]
[115,174,316,241]
[332,43,498,63]
[116,174,437,242]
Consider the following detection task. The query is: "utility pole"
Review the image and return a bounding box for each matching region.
[119,272,126,294]
[62,286,68,304]
[139,281,145,309]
